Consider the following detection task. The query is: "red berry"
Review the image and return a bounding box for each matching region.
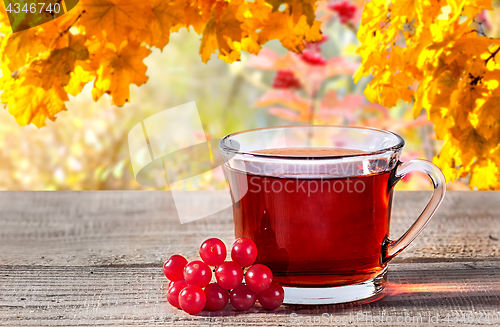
[328,0,357,24]
[215,261,244,290]
[163,255,188,281]
[199,238,227,266]
[184,260,212,288]
[272,70,302,89]
[229,284,257,311]
[300,50,327,66]
[204,283,230,311]
[166,280,188,309]
[245,264,273,293]
[257,282,284,310]
[231,238,258,267]
[179,285,206,314]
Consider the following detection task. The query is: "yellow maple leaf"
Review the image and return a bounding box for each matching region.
[1,29,46,71]
[475,93,500,141]
[450,84,486,129]
[65,65,96,97]
[80,0,152,46]
[470,159,499,190]
[91,41,151,106]
[1,77,66,128]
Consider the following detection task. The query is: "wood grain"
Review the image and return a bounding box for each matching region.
[0,191,499,326]
[0,262,499,326]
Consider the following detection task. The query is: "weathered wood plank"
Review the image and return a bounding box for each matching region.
[0,191,499,326]
[0,191,499,266]
[0,262,499,326]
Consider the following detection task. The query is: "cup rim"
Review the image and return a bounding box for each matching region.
[219,125,405,159]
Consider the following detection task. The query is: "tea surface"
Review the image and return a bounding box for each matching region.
[252,147,369,157]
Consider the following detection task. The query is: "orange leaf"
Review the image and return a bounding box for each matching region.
[91,41,151,106]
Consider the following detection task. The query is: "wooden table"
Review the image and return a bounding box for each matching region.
[0,191,499,326]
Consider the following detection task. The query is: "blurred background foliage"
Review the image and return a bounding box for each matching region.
[0,0,479,190]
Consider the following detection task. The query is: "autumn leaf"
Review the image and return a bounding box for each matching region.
[147,0,204,49]
[26,34,89,92]
[356,0,500,189]
[258,12,322,53]
[1,29,46,71]
[65,65,96,96]
[91,41,151,106]
[0,79,66,128]
[200,0,244,63]
[80,0,152,46]
[0,0,324,128]
[265,0,317,26]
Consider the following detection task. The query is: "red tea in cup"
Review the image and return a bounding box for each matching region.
[220,126,445,304]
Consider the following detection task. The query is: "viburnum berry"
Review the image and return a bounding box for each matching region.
[300,50,327,66]
[183,260,212,288]
[179,285,206,314]
[272,70,302,89]
[162,238,285,313]
[204,283,230,311]
[163,255,188,281]
[229,284,257,311]
[245,264,273,293]
[257,282,285,310]
[215,261,244,290]
[231,238,258,267]
[166,280,188,309]
[328,0,357,24]
[199,238,227,266]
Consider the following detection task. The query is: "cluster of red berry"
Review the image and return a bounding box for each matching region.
[328,0,357,24]
[271,35,330,90]
[272,70,302,89]
[163,237,284,315]
[300,36,329,66]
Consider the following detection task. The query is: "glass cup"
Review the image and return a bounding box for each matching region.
[219,125,446,305]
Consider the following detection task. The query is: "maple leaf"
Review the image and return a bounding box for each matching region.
[450,84,486,129]
[258,12,322,53]
[0,0,325,128]
[91,41,151,106]
[80,0,151,46]
[265,0,317,26]
[356,0,500,190]
[145,0,205,49]
[476,94,500,142]
[470,159,499,190]
[1,78,66,128]
[24,35,89,92]
[1,30,46,71]
[200,0,244,63]
[391,0,417,21]
[65,65,96,96]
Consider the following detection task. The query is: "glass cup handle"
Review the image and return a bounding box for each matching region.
[382,159,447,264]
